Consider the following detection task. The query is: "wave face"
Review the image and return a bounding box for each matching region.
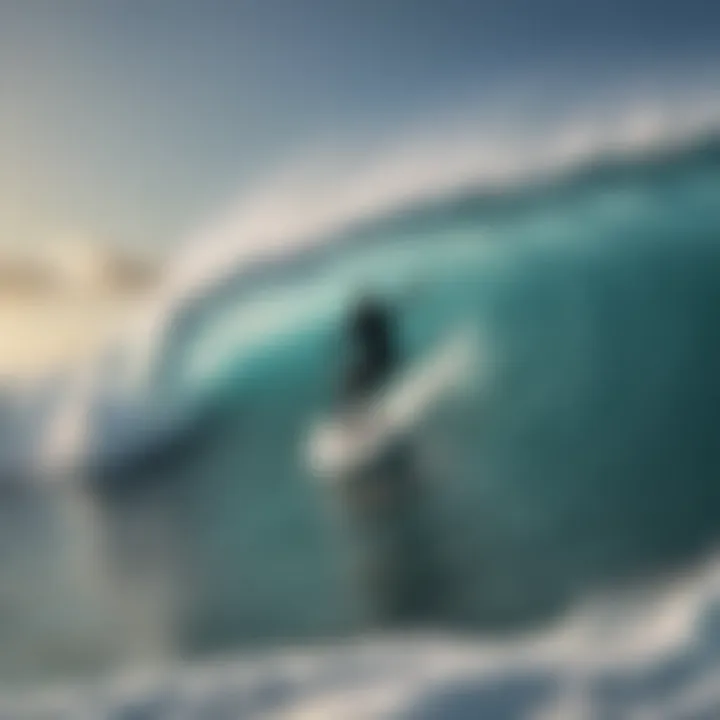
[2,123,720,701]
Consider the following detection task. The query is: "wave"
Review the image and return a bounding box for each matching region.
[8,96,715,480]
[26,153,720,653]
[1,91,720,689]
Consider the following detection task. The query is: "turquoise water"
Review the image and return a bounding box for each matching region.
[3,133,720,685]
[94,136,720,655]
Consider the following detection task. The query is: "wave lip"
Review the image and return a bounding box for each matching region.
[166,95,720,299]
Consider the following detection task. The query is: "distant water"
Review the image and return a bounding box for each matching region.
[2,124,720,718]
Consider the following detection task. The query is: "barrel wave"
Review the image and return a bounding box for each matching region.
[3,122,720,717]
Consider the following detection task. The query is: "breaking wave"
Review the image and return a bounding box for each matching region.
[2,96,720,718]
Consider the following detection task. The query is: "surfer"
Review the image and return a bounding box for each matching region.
[342,295,398,403]
[335,293,440,626]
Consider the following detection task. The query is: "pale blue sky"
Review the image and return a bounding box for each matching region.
[0,0,717,252]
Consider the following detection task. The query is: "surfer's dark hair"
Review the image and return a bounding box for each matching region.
[343,295,397,400]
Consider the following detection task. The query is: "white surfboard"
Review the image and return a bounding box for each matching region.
[306,327,481,480]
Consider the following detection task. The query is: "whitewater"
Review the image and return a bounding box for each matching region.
[3,97,720,717]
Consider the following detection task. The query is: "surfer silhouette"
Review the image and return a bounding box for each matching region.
[342,295,398,403]
[335,293,441,625]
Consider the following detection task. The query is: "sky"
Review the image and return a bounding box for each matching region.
[0,0,718,254]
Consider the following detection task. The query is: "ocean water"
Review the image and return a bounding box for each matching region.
[2,117,720,717]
